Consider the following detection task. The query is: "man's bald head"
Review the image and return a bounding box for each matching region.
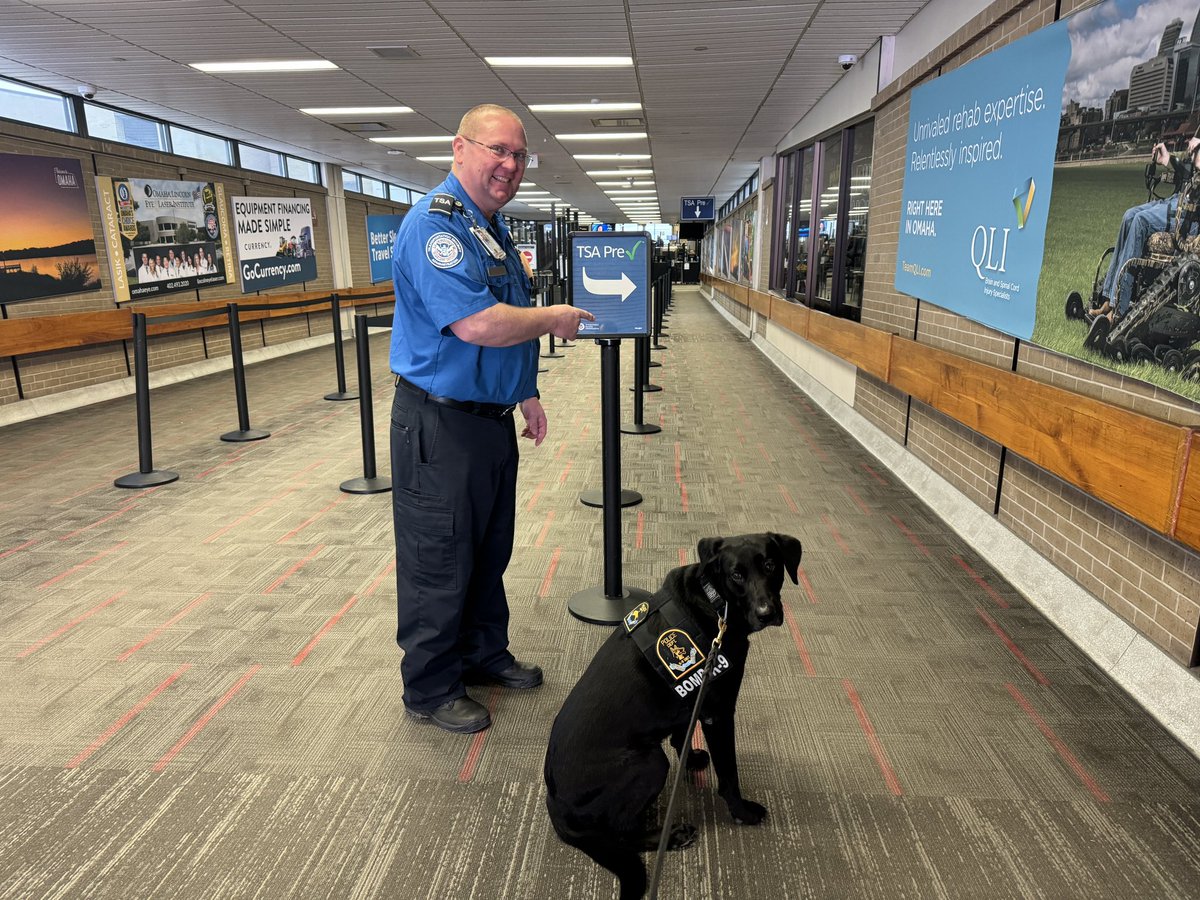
[458,104,525,138]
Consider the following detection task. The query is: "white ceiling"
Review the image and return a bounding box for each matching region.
[0,0,929,223]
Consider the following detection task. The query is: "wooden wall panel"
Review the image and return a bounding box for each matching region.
[807,313,892,382]
[1174,434,1200,548]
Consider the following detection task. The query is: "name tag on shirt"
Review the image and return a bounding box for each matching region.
[487,265,507,277]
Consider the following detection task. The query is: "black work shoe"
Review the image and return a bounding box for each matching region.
[465,660,544,689]
[405,696,491,733]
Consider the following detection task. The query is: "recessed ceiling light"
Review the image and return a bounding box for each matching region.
[555,132,647,140]
[606,189,657,195]
[416,155,454,162]
[595,180,655,186]
[192,60,338,73]
[587,169,654,176]
[574,154,651,160]
[369,135,452,143]
[301,106,413,115]
[487,57,633,67]
[529,102,642,112]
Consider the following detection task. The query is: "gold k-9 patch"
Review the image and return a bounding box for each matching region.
[656,628,705,679]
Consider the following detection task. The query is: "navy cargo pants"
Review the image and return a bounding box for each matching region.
[389,387,519,711]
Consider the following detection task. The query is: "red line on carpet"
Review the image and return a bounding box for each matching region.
[535,510,556,548]
[783,603,816,677]
[954,556,1010,608]
[778,485,799,513]
[118,591,213,662]
[678,548,689,567]
[65,663,192,769]
[674,442,683,483]
[844,485,872,515]
[890,514,930,556]
[1005,682,1110,802]
[861,462,887,485]
[793,425,830,462]
[361,559,396,598]
[758,443,773,463]
[538,547,562,599]
[680,483,689,512]
[38,541,130,590]
[263,545,325,595]
[558,460,573,485]
[55,480,108,505]
[798,568,819,604]
[554,441,567,461]
[580,424,590,439]
[277,498,345,543]
[977,608,1049,686]
[153,664,262,772]
[458,687,500,783]
[60,503,137,542]
[0,538,38,561]
[821,514,850,554]
[19,590,127,658]
[203,486,300,543]
[842,679,903,796]
[525,481,545,512]
[635,510,644,550]
[731,459,744,483]
[293,594,360,666]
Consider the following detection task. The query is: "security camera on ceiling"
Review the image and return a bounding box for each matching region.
[76,83,98,100]
[838,54,857,71]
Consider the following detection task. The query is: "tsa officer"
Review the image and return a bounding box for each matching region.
[388,103,594,733]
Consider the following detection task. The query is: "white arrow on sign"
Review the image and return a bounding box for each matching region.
[582,267,636,301]
[693,205,703,218]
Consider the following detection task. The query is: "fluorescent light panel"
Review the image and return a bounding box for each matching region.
[192,60,338,73]
[595,180,655,186]
[486,57,632,67]
[555,132,647,140]
[574,154,651,160]
[587,169,654,176]
[530,102,642,112]
[302,106,412,115]
[606,189,657,195]
[416,156,453,162]
[369,135,451,143]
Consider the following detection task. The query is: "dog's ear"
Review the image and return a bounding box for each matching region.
[697,537,724,565]
[769,532,803,584]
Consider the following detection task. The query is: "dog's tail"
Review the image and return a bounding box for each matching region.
[565,836,647,900]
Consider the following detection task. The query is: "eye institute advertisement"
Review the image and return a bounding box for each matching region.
[232,197,316,293]
[570,230,650,338]
[894,19,1071,339]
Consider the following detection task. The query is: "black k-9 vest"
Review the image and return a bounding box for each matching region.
[623,591,729,700]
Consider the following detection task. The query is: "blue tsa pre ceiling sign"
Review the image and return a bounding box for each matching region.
[569,230,651,338]
[680,197,714,221]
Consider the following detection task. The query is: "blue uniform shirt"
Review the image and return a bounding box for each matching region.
[388,172,538,405]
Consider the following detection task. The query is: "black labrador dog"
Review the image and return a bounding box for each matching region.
[544,532,802,899]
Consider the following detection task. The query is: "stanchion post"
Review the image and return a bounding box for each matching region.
[115,313,179,488]
[325,293,359,401]
[621,336,661,435]
[220,302,270,443]
[340,313,392,494]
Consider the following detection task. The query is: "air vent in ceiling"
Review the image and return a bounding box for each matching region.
[591,117,645,127]
[338,122,391,132]
[369,46,421,60]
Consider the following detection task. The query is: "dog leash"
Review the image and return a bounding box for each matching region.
[648,614,727,900]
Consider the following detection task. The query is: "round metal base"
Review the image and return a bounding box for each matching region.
[324,391,359,401]
[631,384,662,393]
[340,476,392,495]
[652,343,668,351]
[649,360,662,368]
[541,351,565,359]
[114,469,179,489]
[220,428,271,443]
[621,422,661,435]
[579,488,642,508]
[568,585,653,625]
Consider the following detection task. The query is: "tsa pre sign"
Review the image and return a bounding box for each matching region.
[569,231,650,338]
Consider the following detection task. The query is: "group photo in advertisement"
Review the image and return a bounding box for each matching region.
[1036,0,1200,394]
[0,152,101,304]
[96,176,234,302]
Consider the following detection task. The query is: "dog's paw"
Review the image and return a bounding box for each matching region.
[667,823,698,850]
[727,799,767,825]
[685,749,710,771]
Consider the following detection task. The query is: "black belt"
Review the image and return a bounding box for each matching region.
[394,374,515,420]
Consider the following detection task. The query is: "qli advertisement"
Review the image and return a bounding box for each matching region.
[232,197,317,293]
[96,176,234,302]
[367,213,405,283]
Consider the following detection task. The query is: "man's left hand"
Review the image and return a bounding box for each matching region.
[519,397,547,446]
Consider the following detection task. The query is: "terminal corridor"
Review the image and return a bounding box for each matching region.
[2,287,1199,899]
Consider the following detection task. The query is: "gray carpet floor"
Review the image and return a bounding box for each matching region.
[2,287,1199,899]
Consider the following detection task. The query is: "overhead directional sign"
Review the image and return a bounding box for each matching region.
[569,230,651,338]
[680,196,714,222]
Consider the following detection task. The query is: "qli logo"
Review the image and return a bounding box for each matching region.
[1012,177,1035,230]
[971,225,1010,279]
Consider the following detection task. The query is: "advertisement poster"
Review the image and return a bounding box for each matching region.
[367,213,405,283]
[96,175,234,302]
[0,153,101,304]
[1034,0,1200,397]
[894,19,1071,339]
[232,197,316,293]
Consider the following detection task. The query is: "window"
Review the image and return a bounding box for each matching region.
[239,144,284,177]
[342,171,361,194]
[0,77,74,131]
[841,120,873,315]
[170,125,232,165]
[85,104,168,151]
[361,176,386,198]
[792,146,814,299]
[286,156,320,184]
[814,132,842,308]
[389,184,411,204]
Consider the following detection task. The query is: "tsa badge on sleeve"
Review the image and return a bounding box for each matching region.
[426,232,464,269]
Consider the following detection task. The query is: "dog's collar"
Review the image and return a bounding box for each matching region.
[698,576,727,618]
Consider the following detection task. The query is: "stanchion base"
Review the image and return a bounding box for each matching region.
[621,422,662,435]
[220,429,271,443]
[541,351,565,359]
[340,476,392,495]
[568,585,653,625]
[630,384,662,393]
[538,366,549,373]
[114,469,179,489]
[558,341,575,349]
[579,488,642,508]
[652,343,668,351]
[649,360,662,368]
[324,391,359,402]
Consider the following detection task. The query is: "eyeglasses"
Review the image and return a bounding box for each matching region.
[460,135,529,165]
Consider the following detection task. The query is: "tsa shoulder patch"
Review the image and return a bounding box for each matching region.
[625,597,729,699]
[426,232,464,269]
[429,192,459,217]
